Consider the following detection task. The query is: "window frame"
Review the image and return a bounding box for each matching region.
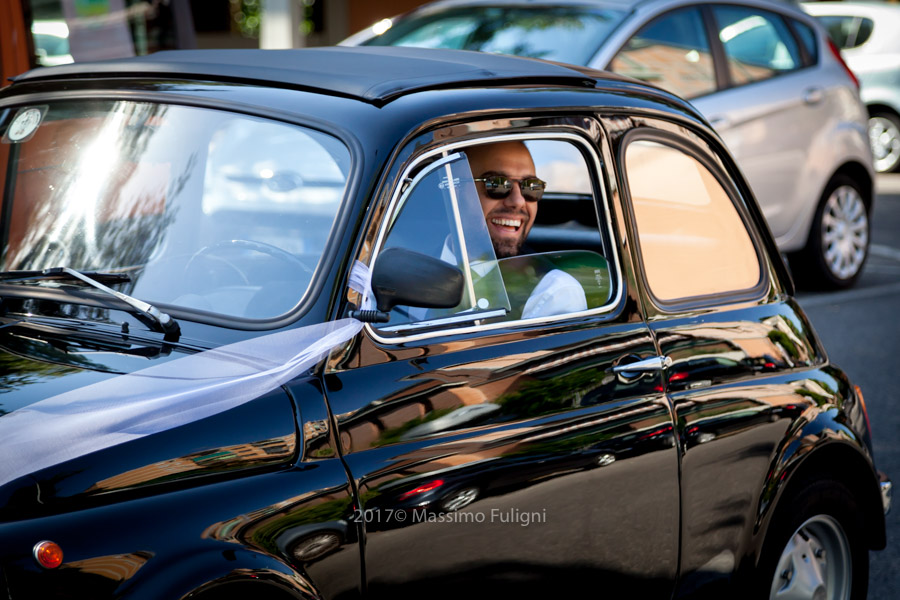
[365,130,624,345]
[618,128,769,312]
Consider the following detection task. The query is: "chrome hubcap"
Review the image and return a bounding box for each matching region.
[821,185,868,280]
[441,488,478,512]
[869,116,900,172]
[770,515,852,600]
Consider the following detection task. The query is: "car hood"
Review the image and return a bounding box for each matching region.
[0,322,299,517]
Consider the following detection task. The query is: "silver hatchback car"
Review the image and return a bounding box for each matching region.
[803,1,900,174]
[344,0,875,289]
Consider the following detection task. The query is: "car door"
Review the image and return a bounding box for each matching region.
[611,117,830,592]
[324,122,680,598]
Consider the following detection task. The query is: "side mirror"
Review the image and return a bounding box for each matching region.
[372,248,464,313]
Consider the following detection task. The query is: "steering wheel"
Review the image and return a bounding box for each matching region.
[185,239,314,286]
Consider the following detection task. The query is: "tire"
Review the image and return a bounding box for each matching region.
[869,111,900,173]
[790,175,869,290]
[757,477,868,600]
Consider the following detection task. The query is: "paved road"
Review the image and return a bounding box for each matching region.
[796,173,900,600]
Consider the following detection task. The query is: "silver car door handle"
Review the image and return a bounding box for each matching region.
[803,87,824,105]
[613,355,672,375]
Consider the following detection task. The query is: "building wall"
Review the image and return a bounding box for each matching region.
[346,0,429,40]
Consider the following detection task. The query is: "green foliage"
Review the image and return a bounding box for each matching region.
[230,0,318,40]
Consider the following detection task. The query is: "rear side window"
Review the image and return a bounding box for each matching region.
[609,7,716,99]
[790,19,819,64]
[624,139,761,302]
[712,6,802,85]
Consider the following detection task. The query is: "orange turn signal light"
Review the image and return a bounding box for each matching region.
[855,385,872,435]
[33,540,64,569]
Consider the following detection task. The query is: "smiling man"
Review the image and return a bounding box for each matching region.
[465,140,588,318]
[466,140,544,258]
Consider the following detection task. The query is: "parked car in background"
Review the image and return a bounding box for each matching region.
[344,0,876,289]
[0,46,889,600]
[803,1,900,173]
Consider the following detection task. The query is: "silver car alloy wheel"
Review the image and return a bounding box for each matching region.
[821,184,868,281]
[869,115,900,173]
[769,515,852,600]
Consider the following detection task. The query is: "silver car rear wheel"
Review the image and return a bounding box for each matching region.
[769,515,852,600]
[789,174,870,290]
[820,184,869,282]
[869,113,900,173]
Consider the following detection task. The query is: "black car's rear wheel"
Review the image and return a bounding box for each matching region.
[758,477,868,600]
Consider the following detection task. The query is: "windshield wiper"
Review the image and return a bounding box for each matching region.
[0,267,180,339]
[0,269,131,285]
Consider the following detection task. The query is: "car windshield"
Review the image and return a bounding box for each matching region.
[360,5,628,65]
[0,100,350,321]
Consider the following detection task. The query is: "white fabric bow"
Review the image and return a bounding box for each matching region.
[0,261,374,488]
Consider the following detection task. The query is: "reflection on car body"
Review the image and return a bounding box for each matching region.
[0,47,889,600]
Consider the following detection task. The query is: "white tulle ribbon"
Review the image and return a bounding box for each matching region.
[0,261,374,489]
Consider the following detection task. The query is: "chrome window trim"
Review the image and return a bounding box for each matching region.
[365,131,624,345]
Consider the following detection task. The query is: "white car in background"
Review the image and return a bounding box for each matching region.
[804,1,900,173]
[344,0,876,289]
[31,20,73,67]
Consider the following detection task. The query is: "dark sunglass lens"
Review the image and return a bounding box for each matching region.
[484,176,512,198]
[522,178,545,201]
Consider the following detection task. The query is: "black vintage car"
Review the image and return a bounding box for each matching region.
[0,47,890,600]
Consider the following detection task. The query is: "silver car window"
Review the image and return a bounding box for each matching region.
[361,6,628,65]
[790,18,819,62]
[610,7,716,100]
[712,6,802,84]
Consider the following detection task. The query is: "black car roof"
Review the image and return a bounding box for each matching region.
[11,46,606,106]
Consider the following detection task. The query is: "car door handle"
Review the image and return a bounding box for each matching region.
[613,355,672,376]
[803,87,824,106]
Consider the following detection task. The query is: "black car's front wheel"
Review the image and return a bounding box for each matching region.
[759,478,868,600]
[791,175,869,290]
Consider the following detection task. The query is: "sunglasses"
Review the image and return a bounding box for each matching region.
[474,175,547,202]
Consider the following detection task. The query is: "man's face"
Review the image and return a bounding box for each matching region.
[467,142,539,258]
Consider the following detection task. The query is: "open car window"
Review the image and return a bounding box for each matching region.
[372,136,617,338]
[0,100,350,321]
[378,152,512,331]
